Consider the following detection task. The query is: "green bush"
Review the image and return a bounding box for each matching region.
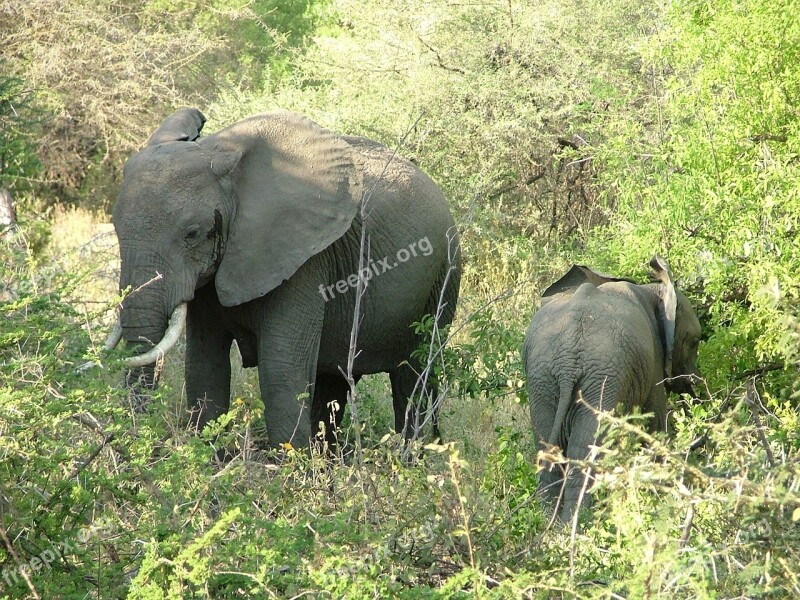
[584,0,800,401]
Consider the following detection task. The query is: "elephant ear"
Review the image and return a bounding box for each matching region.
[211,111,363,307]
[147,108,206,145]
[649,255,677,378]
[541,264,635,305]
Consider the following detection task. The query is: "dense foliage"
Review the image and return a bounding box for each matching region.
[588,0,800,400]
[1,0,799,597]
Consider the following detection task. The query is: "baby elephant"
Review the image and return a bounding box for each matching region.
[523,256,701,521]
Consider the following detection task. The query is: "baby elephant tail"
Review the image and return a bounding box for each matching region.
[547,379,579,448]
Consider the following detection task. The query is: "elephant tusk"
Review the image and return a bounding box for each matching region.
[122,303,188,368]
[103,316,124,351]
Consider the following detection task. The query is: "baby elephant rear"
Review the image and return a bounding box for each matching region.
[523,256,701,522]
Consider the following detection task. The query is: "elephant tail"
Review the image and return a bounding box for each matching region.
[547,379,579,448]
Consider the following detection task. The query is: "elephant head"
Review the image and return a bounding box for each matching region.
[109,108,363,378]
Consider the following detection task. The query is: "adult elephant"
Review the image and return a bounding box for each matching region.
[522,257,701,521]
[107,108,461,448]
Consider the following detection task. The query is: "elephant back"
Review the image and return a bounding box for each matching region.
[540,265,635,306]
[340,136,452,221]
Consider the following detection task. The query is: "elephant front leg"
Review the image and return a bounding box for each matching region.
[257,292,325,449]
[258,341,322,448]
[185,298,233,432]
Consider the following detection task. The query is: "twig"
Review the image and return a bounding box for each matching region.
[594,408,788,503]
[569,437,600,577]
[413,30,465,75]
[0,519,41,599]
[481,490,538,543]
[122,272,164,304]
[544,478,566,534]
[448,456,475,571]
[733,362,784,380]
[679,502,696,548]
[68,414,116,480]
[182,458,239,528]
[401,226,461,455]
[70,413,173,512]
[486,166,547,200]
[568,386,604,577]
[745,379,776,468]
[749,133,788,143]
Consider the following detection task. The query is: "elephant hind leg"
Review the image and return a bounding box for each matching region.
[310,373,350,448]
[389,361,440,441]
[529,383,567,512]
[559,409,601,522]
[533,413,569,518]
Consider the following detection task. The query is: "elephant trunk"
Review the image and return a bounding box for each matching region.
[115,303,186,413]
[117,250,189,366]
[667,368,699,396]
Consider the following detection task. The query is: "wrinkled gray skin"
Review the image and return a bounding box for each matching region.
[113,108,460,448]
[522,259,701,521]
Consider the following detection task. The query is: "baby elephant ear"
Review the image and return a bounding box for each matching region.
[650,255,677,378]
[541,264,634,304]
[147,108,206,145]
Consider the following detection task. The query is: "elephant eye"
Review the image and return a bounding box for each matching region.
[184,225,202,244]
